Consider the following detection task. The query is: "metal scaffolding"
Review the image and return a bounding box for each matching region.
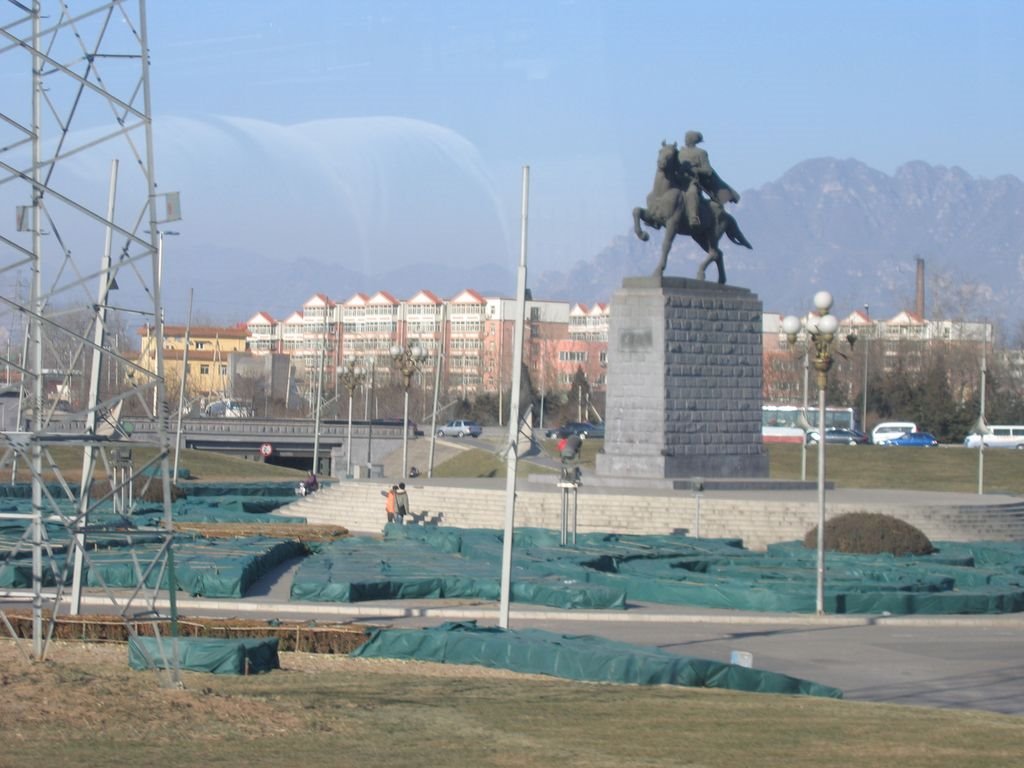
[0,0,180,683]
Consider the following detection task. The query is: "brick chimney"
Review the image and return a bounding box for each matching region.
[915,256,925,318]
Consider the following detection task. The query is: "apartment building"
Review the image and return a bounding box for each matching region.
[233,288,995,408]
[243,288,610,400]
[137,323,248,399]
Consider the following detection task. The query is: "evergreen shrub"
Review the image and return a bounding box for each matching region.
[803,512,934,556]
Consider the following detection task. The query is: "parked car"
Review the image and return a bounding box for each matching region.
[885,431,939,447]
[546,421,605,439]
[964,425,1024,450]
[871,421,917,445]
[805,428,869,446]
[436,419,482,438]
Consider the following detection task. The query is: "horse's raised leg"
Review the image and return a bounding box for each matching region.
[632,207,651,242]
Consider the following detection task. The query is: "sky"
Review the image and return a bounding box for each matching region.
[4,0,1024,324]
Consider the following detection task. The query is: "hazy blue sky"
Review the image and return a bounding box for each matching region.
[147,0,1023,185]
[144,1,1023,301]
[5,1,1023,323]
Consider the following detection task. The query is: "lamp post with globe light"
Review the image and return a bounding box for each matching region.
[782,291,851,616]
[338,360,366,478]
[391,344,428,479]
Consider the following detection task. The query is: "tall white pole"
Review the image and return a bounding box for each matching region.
[71,160,118,614]
[816,384,827,615]
[428,304,446,478]
[173,288,194,484]
[499,166,529,629]
[401,387,410,479]
[801,349,809,482]
[312,345,325,474]
[978,348,987,495]
[346,391,354,477]
[861,305,870,432]
[365,360,374,468]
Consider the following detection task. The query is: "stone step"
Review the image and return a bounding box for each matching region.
[277,482,1024,549]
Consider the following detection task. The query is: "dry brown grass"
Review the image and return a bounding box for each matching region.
[2,640,1022,768]
[2,613,367,654]
[173,522,349,542]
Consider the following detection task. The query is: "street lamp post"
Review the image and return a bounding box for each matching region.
[391,344,428,479]
[338,359,366,478]
[311,345,326,475]
[782,290,847,616]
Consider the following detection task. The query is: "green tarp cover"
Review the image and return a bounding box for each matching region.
[351,621,842,698]
[5,480,1024,616]
[180,482,300,497]
[129,636,280,675]
[290,527,627,609]
[0,482,303,530]
[290,525,1024,615]
[87,536,306,597]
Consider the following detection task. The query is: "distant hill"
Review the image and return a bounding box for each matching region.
[537,159,1024,339]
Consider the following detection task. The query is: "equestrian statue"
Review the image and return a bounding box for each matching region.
[632,131,751,283]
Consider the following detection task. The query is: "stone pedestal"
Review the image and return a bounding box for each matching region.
[595,276,769,480]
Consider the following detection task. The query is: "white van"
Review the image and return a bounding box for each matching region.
[871,421,917,445]
[964,425,1024,450]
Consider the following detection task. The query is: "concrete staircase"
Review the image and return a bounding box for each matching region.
[280,480,1024,550]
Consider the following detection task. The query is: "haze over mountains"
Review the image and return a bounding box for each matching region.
[163,151,1023,341]
[538,159,1024,337]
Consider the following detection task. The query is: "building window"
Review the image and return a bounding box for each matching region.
[200,364,210,375]
[559,351,587,363]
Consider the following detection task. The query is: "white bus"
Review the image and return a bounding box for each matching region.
[762,405,859,444]
[964,425,1024,450]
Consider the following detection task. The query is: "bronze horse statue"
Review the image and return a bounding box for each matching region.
[632,141,752,283]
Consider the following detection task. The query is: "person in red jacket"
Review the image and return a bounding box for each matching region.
[382,485,398,524]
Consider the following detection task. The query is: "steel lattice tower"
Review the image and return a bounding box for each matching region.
[1,0,180,683]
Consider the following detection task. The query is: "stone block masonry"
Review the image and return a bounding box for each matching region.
[596,276,769,479]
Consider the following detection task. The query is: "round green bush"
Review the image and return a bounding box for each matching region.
[803,512,934,556]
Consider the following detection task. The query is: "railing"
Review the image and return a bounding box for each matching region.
[39,417,408,442]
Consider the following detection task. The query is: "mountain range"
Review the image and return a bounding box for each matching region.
[538,159,1024,339]
[166,157,1023,341]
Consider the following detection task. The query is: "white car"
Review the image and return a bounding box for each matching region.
[964,425,1024,449]
[436,419,482,438]
[871,421,917,445]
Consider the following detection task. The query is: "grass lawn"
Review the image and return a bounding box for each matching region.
[9,441,1020,496]
[526,439,1023,496]
[4,641,1022,768]
[769,443,1024,495]
[7,445,306,485]
[431,447,556,478]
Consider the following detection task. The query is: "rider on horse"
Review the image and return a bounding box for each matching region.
[677,130,740,229]
[632,132,751,284]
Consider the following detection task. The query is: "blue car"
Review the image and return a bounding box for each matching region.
[886,431,938,447]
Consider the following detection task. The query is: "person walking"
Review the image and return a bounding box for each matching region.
[383,484,398,524]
